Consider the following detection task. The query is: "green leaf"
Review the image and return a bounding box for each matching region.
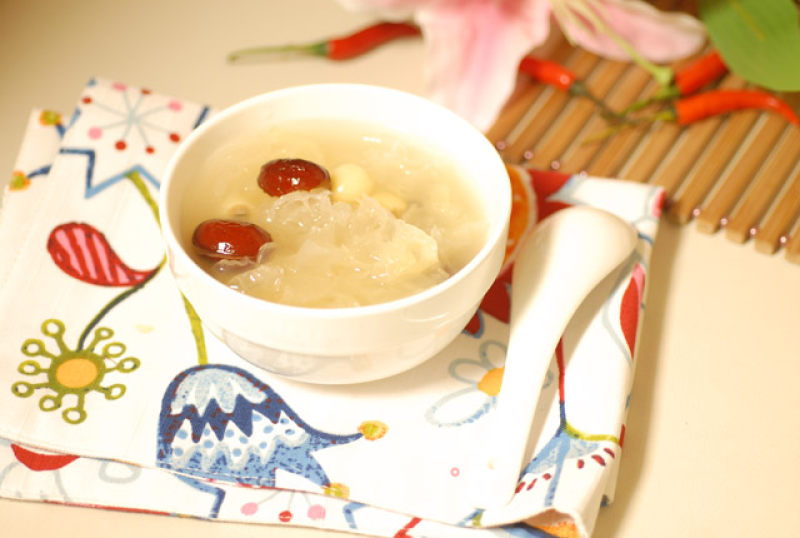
[698,0,800,91]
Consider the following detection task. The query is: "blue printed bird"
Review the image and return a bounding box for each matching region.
[156,364,386,517]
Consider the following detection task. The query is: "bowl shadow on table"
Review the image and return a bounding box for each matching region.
[592,220,680,537]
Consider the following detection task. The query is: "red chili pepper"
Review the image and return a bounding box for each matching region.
[672,50,728,97]
[667,90,799,125]
[518,55,618,118]
[326,21,421,60]
[228,21,421,62]
[587,89,799,144]
[624,50,729,114]
[518,56,575,91]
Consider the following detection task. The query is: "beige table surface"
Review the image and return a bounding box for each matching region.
[2,1,799,537]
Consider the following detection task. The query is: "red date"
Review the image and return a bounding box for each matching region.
[257,158,330,196]
[192,219,271,260]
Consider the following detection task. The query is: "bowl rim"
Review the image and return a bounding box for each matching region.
[159,82,511,320]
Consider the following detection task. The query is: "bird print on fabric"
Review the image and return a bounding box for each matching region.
[156,364,387,517]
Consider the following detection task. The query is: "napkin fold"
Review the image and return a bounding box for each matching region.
[0,78,664,538]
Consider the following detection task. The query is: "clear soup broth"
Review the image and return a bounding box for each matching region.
[181,119,488,308]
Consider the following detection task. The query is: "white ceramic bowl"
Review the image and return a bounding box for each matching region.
[160,83,510,384]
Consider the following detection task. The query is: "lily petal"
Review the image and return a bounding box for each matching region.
[561,0,706,62]
[415,0,553,131]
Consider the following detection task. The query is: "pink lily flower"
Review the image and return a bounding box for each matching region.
[339,0,706,131]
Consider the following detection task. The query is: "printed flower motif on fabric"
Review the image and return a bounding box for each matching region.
[9,92,217,418]
[515,341,620,507]
[38,110,67,136]
[43,79,213,365]
[240,489,328,523]
[8,170,32,191]
[426,340,556,428]
[425,340,506,426]
[8,110,69,191]
[11,319,140,425]
[60,79,210,199]
[156,364,388,519]
[9,172,176,422]
[81,82,187,155]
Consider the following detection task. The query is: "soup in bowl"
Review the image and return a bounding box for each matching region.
[160,84,511,384]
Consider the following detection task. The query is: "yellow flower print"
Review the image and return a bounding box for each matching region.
[11,319,140,424]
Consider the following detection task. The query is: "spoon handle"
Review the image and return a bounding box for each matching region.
[474,206,637,509]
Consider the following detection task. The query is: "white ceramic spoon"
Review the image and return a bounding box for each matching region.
[473,205,638,510]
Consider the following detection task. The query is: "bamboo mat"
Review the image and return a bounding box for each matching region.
[487,22,800,265]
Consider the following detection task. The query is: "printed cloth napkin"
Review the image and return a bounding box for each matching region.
[0,78,664,538]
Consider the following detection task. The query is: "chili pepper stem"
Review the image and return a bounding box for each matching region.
[582,123,632,144]
[569,82,623,120]
[228,21,420,63]
[652,109,677,123]
[228,42,327,63]
[620,86,681,115]
[583,110,674,144]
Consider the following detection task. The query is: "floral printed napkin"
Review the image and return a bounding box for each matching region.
[0,78,664,538]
